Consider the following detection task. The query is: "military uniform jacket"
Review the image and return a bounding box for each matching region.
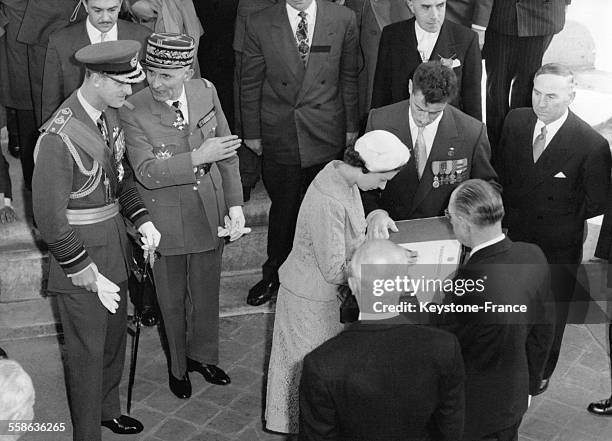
[362,100,498,220]
[32,92,150,293]
[120,79,243,256]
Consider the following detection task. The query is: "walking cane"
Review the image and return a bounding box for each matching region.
[126,251,158,414]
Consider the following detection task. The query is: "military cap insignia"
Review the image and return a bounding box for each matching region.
[130,53,138,68]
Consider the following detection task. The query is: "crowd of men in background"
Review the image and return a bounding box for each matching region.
[2,0,612,440]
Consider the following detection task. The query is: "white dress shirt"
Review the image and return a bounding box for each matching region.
[533,109,569,150]
[165,86,189,124]
[469,234,506,258]
[408,107,444,159]
[286,1,317,45]
[414,20,440,61]
[86,19,118,44]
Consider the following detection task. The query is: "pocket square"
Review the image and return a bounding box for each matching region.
[451,59,461,68]
[554,172,567,178]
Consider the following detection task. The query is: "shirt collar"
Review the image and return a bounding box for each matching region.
[77,88,102,124]
[286,0,317,22]
[534,109,569,137]
[408,106,444,135]
[470,234,506,257]
[86,18,118,43]
[165,86,187,111]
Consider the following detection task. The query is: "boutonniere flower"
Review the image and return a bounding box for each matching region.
[438,53,460,69]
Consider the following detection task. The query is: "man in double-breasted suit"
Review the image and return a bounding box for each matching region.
[42,0,151,122]
[484,0,571,150]
[496,63,611,393]
[443,179,554,441]
[300,239,465,441]
[344,0,412,125]
[32,41,158,440]
[121,33,244,400]
[364,61,497,239]
[240,0,359,306]
[371,0,482,120]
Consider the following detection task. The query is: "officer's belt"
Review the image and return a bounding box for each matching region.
[66,202,119,225]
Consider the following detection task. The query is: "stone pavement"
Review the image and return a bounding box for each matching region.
[1,312,612,441]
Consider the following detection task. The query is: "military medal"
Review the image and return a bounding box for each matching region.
[172,113,187,131]
[440,160,448,185]
[432,161,441,188]
[449,160,457,184]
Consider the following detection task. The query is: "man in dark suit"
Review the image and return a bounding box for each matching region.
[32,41,159,441]
[371,0,482,120]
[299,239,465,441]
[364,61,497,239]
[484,0,571,151]
[241,0,359,306]
[443,179,554,441]
[121,33,244,400]
[42,0,151,122]
[496,63,611,394]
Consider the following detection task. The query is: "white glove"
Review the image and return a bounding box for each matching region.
[138,221,161,263]
[95,271,121,313]
[218,207,250,242]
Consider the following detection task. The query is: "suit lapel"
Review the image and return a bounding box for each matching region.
[410,108,458,214]
[148,89,185,131]
[430,21,456,62]
[297,0,335,102]
[271,4,304,83]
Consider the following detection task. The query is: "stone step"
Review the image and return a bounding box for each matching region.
[0,271,273,342]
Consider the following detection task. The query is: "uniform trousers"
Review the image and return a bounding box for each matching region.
[484,29,554,157]
[56,280,128,441]
[261,157,327,283]
[153,244,223,378]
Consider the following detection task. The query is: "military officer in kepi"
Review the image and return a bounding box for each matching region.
[32,40,161,441]
[120,33,245,400]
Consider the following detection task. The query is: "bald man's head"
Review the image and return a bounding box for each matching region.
[348,239,412,296]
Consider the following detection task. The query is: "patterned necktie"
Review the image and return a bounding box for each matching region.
[96,113,110,148]
[414,126,427,179]
[533,125,547,163]
[296,11,309,65]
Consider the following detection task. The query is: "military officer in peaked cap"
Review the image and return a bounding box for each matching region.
[120,33,244,399]
[32,40,161,441]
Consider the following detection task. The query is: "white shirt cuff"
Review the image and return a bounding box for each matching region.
[472,24,486,31]
[67,262,95,278]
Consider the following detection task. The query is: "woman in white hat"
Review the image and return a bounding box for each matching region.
[265,130,411,434]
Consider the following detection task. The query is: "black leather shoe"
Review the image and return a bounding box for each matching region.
[101,415,143,434]
[587,397,612,416]
[247,279,279,306]
[187,359,231,385]
[169,373,192,399]
[533,378,550,396]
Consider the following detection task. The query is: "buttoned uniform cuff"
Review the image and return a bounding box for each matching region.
[366,209,389,224]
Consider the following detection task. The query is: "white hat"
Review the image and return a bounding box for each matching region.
[354,130,411,173]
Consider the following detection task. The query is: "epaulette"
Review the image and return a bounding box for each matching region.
[42,108,73,135]
[201,78,213,88]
